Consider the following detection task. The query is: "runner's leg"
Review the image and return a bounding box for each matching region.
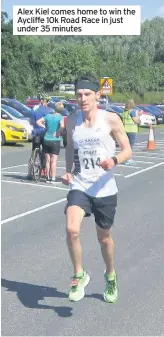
[93,194,118,303]
[66,205,85,275]
[96,227,114,275]
[66,199,90,302]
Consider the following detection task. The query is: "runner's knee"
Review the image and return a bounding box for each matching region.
[97,228,112,245]
[66,222,80,240]
[66,206,84,239]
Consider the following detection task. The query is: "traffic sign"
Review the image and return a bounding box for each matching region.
[100,77,113,96]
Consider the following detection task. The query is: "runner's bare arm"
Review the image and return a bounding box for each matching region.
[108,113,132,164]
[65,114,76,173]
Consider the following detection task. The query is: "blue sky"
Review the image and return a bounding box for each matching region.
[2,0,164,20]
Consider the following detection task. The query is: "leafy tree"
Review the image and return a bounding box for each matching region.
[1,12,164,101]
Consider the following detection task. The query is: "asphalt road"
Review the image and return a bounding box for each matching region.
[1,129,164,336]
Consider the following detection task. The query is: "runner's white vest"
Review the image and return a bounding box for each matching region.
[70,109,118,197]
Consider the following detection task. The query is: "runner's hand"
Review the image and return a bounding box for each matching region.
[61,173,72,185]
[99,158,115,170]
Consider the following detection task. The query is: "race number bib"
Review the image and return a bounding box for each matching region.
[78,148,106,172]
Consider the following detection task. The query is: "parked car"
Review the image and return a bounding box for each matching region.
[109,105,124,114]
[63,102,79,114]
[98,103,123,120]
[50,96,65,102]
[1,98,32,118]
[1,119,28,145]
[68,99,78,104]
[1,105,33,140]
[156,105,164,112]
[147,105,164,123]
[26,98,40,109]
[137,105,164,124]
[137,111,156,126]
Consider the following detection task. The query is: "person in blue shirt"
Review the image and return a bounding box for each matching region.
[31,97,53,151]
[28,97,53,179]
[37,108,64,183]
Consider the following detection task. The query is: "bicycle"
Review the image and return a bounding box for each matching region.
[28,135,46,182]
[28,147,43,182]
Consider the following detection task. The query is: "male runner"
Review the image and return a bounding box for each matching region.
[62,74,132,303]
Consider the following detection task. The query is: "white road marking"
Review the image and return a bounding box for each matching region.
[1,164,65,170]
[133,153,164,158]
[132,155,164,160]
[127,151,164,155]
[135,140,164,145]
[118,164,141,169]
[131,160,154,164]
[1,170,65,175]
[1,164,65,171]
[125,162,164,178]
[1,179,69,191]
[135,141,164,144]
[1,171,27,175]
[1,164,28,170]
[133,145,149,148]
[155,141,164,143]
[116,143,164,153]
[135,141,147,144]
[1,197,67,225]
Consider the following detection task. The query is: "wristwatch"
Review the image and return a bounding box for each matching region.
[111,156,118,165]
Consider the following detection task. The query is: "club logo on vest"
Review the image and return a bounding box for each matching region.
[78,138,100,146]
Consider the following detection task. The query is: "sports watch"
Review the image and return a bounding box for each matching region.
[111,156,118,165]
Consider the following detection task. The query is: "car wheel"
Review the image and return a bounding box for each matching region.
[1,131,5,145]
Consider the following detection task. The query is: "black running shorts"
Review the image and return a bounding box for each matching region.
[43,140,60,155]
[65,189,117,229]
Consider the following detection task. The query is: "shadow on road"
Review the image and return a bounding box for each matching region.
[2,174,30,181]
[1,278,104,318]
[1,278,72,318]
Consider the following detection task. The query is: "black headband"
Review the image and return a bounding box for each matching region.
[75,80,99,92]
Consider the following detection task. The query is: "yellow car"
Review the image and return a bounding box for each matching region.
[1,119,28,145]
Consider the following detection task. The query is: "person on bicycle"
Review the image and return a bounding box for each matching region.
[28,97,52,179]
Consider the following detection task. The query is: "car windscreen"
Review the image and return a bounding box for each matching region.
[1,104,24,118]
